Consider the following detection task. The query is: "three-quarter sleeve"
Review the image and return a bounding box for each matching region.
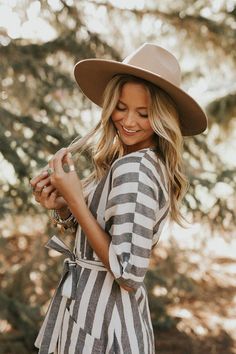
[104,151,169,290]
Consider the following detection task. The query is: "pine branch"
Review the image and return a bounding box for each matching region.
[206,92,236,125]
[85,0,236,57]
[0,123,27,177]
[0,107,64,143]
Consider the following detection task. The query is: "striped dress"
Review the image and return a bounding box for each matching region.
[34,147,170,354]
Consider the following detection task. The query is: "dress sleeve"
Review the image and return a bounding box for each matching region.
[104,153,169,290]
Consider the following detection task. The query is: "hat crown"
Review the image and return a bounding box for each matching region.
[123,43,181,87]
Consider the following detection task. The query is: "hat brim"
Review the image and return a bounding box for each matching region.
[74,59,207,136]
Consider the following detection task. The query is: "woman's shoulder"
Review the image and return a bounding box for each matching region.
[110,147,169,194]
[111,147,166,177]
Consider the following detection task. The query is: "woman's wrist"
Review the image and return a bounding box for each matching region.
[55,206,71,220]
[50,207,78,231]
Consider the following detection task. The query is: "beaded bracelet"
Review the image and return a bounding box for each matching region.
[50,209,78,232]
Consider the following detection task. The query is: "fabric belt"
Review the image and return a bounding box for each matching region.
[34,235,108,354]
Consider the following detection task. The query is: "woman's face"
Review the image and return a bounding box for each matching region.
[111,82,156,153]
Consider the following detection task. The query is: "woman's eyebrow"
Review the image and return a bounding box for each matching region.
[118,100,147,109]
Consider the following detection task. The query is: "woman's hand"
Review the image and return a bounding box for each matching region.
[30,170,68,211]
[47,148,84,208]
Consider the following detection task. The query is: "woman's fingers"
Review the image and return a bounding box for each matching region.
[47,191,68,210]
[33,185,62,209]
[30,148,70,191]
[34,177,51,193]
[64,151,75,172]
[41,184,56,198]
[48,190,58,205]
[30,170,48,190]
[51,148,68,175]
[30,161,69,210]
[34,191,42,203]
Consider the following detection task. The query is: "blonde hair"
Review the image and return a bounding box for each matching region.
[67,74,189,226]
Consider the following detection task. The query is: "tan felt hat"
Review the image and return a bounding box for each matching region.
[74,43,207,136]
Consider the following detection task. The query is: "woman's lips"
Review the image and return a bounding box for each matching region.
[121,125,140,136]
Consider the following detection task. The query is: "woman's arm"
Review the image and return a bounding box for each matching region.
[47,148,134,292]
[69,197,111,267]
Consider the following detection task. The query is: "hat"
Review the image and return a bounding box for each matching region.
[74,43,207,136]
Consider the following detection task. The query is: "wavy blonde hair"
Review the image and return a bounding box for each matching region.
[67,74,189,226]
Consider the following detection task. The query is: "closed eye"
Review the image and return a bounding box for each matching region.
[116,106,126,111]
[116,104,148,118]
[139,113,148,118]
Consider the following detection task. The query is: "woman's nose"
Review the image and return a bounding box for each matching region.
[123,111,137,127]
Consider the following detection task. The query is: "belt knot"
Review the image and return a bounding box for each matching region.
[45,235,80,299]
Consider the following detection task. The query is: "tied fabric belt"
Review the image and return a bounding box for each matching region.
[34,235,108,354]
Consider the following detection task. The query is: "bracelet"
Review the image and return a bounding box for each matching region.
[50,209,78,231]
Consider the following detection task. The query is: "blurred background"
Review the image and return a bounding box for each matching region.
[0,0,235,353]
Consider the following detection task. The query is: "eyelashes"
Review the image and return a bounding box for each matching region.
[115,106,148,118]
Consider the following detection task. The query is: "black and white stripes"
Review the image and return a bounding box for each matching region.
[35,147,170,354]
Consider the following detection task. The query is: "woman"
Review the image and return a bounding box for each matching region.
[30,43,207,354]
